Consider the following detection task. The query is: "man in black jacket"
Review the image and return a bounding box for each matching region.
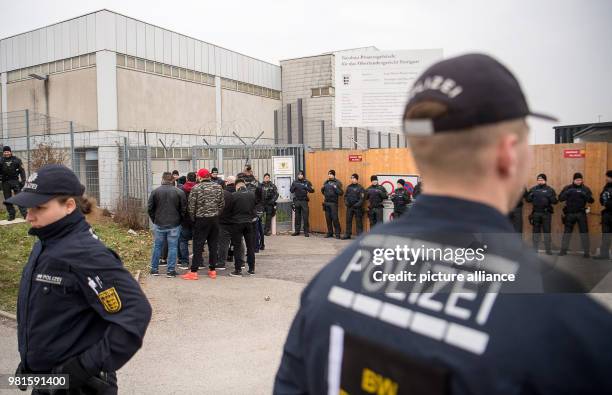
[365,175,388,228]
[229,178,257,276]
[1,146,27,220]
[594,170,612,259]
[178,172,197,270]
[147,172,187,277]
[290,170,314,237]
[526,173,557,254]
[262,173,279,236]
[321,169,343,238]
[217,176,243,270]
[559,172,594,257]
[390,179,412,219]
[342,173,365,239]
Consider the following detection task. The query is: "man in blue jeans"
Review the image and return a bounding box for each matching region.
[147,172,187,277]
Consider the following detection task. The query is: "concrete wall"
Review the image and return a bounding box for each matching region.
[220,89,279,141]
[117,67,216,132]
[6,67,98,135]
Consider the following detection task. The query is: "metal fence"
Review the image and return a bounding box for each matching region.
[1,111,304,230]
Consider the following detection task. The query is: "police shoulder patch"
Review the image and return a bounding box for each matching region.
[98,287,122,313]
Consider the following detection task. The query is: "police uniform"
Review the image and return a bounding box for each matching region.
[290,172,314,236]
[1,146,27,220]
[274,54,612,394]
[390,183,411,219]
[559,173,594,256]
[365,177,388,228]
[526,175,557,253]
[321,171,344,238]
[343,177,365,239]
[595,172,612,259]
[261,178,279,236]
[8,165,152,394]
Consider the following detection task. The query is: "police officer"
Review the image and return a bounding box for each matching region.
[390,179,411,219]
[290,170,314,237]
[594,170,612,260]
[526,174,557,254]
[261,173,279,236]
[365,175,388,228]
[508,188,528,233]
[321,170,343,238]
[412,179,422,200]
[274,54,612,394]
[1,146,27,220]
[342,173,365,240]
[559,172,594,257]
[10,164,152,394]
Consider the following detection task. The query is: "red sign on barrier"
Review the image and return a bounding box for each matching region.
[348,155,363,162]
[563,149,585,158]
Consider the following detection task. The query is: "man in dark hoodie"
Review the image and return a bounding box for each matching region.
[594,170,612,260]
[178,172,197,269]
[217,176,244,270]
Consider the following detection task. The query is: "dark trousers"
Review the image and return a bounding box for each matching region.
[600,212,612,257]
[2,180,27,218]
[509,206,523,233]
[218,223,244,263]
[561,211,589,254]
[368,207,384,228]
[345,206,363,237]
[255,216,265,250]
[178,225,193,265]
[324,202,341,236]
[32,371,118,394]
[532,211,552,251]
[264,204,276,234]
[232,222,256,272]
[294,200,310,234]
[191,217,219,271]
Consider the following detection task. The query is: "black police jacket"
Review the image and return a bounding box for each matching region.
[559,183,594,213]
[262,181,279,205]
[290,179,314,201]
[600,183,612,214]
[274,195,612,394]
[17,210,152,374]
[344,183,365,208]
[390,186,411,212]
[365,184,388,208]
[231,186,257,223]
[527,184,557,212]
[321,179,343,203]
[0,155,26,182]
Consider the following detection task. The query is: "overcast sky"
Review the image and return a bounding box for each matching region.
[1,0,610,143]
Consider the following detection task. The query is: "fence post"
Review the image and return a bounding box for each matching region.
[123,137,129,201]
[286,103,292,144]
[191,146,197,170]
[338,127,343,149]
[145,144,153,197]
[69,121,75,171]
[297,98,304,145]
[388,133,391,148]
[25,110,30,171]
[367,130,370,149]
[320,120,325,150]
[353,128,358,149]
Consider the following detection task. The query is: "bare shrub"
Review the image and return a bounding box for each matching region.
[113,197,147,230]
[30,142,68,171]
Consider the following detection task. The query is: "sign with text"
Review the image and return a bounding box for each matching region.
[334,49,443,128]
[348,154,363,162]
[563,149,585,158]
[272,156,294,175]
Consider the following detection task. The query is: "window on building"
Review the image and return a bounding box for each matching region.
[72,57,80,69]
[163,64,171,76]
[146,60,155,72]
[137,58,145,71]
[179,68,185,79]
[63,59,71,71]
[41,63,49,75]
[80,55,89,67]
[321,87,330,96]
[48,61,56,73]
[155,62,163,74]
[186,70,194,81]
[89,53,96,65]
[126,56,135,68]
[311,88,321,97]
[172,67,180,78]
[116,54,126,67]
[56,60,64,72]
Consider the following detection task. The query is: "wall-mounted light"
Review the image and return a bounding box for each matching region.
[29,73,48,81]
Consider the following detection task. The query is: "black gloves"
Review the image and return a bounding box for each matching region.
[15,362,28,391]
[52,356,91,390]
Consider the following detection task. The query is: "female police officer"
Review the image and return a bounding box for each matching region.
[8,164,152,394]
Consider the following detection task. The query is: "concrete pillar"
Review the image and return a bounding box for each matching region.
[1,72,7,138]
[95,50,118,130]
[98,146,120,209]
[215,76,222,137]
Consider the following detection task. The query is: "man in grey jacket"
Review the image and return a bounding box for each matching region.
[148,172,187,277]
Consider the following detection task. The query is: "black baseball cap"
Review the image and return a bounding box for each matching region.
[403,53,557,135]
[6,164,84,208]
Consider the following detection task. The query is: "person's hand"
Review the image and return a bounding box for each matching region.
[51,356,91,390]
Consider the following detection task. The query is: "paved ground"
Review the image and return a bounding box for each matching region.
[2,236,612,394]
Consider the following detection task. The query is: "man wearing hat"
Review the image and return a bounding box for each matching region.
[321,169,343,238]
[290,170,314,237]
[365,175,388,228]
[211,167,225,187]
[1,146,27,220]
[559,172,594,257]
[275,54,612,394]
[342,173,365,239]
[594,170,612,259]
[526,173,558,254]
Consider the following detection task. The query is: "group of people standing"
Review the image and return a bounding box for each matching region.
[147,165,279,279]
[512,170,612,258]
[290,169,420,239]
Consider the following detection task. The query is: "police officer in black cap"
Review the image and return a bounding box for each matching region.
[321,169,343,238]
[594,170,612,260]
[274,54,612,394]
[390,179,412,219]
[342,173,365,240]
[1,145,28,220]
[290,170,314,237]
[261,173,279,236]
[365,175,388,227]
[559,172,594,257]
[526,173,557,254]
[10,164,152,394]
